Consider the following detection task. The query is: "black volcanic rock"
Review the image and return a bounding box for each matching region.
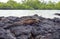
[54,13,60,16]
[10,25,33,36]
[0,27,16,39]
[0,15,60,39]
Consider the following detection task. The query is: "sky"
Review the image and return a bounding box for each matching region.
[0,0,60,3]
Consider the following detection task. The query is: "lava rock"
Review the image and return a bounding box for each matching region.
[0,27,15,39]
[10,25,33,36]
[54,13,60,16]
[0,15,60,39]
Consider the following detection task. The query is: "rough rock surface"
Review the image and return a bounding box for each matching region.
[0,15,60,39]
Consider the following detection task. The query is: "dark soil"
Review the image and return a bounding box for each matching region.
[0,15,60,39]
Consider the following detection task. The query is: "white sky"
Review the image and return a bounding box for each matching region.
[0,0,60,3]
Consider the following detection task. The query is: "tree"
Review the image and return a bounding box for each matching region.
[23,0,41,9]
[55,1,60,9]
[7,0,17,9]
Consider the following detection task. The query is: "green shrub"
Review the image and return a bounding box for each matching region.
[0,0,60,9]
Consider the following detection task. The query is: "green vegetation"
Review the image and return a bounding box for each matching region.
[0,0,60,10]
